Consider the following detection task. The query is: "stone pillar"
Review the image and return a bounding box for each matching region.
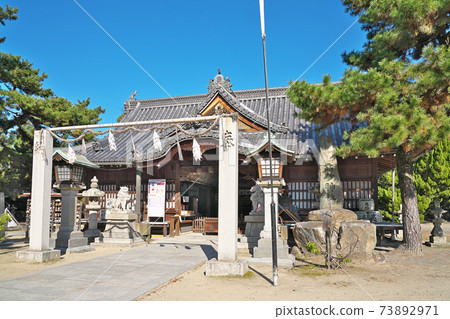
[17,130,60,262]
[206,115,248,276]
[218,115,239,261]
[55,181,94,253]
[260,186,281,239]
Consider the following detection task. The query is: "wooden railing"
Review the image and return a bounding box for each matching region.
[193,217,205,233]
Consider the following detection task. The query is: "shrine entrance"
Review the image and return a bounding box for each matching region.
[19,114,240,264]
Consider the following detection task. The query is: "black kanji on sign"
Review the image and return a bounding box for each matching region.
[324,183,337,201]
[223,130,235,150]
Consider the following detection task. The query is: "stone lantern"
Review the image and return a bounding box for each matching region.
[252,154,293,266]
[426,200,449,247]
[82,176,104,243]
[52,149,96,253]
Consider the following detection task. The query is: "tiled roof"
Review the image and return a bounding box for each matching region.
[80,75,352,164]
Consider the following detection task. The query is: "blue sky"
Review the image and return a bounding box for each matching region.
[2,0,367,124]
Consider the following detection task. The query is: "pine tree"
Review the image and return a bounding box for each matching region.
[0,6,105,197]
[287,0,450,254]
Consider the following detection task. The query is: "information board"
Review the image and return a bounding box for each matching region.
[147,179,166,221]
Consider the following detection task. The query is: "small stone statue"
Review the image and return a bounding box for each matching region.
[111,187,131,213]
[249,185,264,216]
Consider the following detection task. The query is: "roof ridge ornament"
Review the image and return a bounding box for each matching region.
[123,90,138,115]
[207,70,233,95]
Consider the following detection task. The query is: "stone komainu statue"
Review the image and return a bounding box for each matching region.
[112,187,131,212]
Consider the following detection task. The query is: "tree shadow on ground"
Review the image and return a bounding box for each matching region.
[0,237,28,255]
[375,239,402,252]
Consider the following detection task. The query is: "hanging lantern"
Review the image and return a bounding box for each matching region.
[192,138,202,161]
[52,149,99,187]
[258,156,282,179]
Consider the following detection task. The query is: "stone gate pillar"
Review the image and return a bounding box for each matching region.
[206,115,248,276]
[218,115,239,261]
[17,130,60,262]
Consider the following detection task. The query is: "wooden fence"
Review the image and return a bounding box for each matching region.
[193,217,205,233]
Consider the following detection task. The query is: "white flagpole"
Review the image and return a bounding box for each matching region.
[259,0,278,287]
[259,0,266,38]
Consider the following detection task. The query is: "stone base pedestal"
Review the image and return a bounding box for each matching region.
[16,249,61,262]
[55,230,94,254]
[237,214,264,253]
[206,258,249,277]
[252,237,294,266]
[96,213,144,246]
[425,236,450,247]
[247,256,295,267]
[84,229,101,244]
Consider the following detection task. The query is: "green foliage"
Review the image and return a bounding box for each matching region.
[288,48,450,159]
[287,0,450,252]
[0,212,11,242]
[0,5,105,197]
[306,242,321,255]
[414,140,450,215]
[0,4,17,43]
[378,170,427,222]
[378,140,449,222]
[342,0,450,67]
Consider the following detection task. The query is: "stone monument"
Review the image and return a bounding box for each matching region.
[426,200,450,247]
[82,176,104,243]
[96,186,144,245]
[294,208,376,261]
[318,135,344,209]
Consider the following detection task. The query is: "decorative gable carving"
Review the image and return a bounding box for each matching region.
[198,71,288,133]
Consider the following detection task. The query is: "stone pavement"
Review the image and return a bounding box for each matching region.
[0,233,218,301]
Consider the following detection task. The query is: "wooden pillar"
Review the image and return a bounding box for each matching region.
[206,186,211,217]
[135,165,142,220]
[175,161,181,217]
[372,158,379,211]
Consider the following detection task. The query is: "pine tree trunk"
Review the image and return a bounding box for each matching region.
[396,146,422,255]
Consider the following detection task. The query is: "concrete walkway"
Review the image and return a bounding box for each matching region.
[0,233,218,301]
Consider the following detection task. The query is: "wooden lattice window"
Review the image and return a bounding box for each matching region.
[287,181,319,210]
[342,179,372,210]
[165,180,176,209]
